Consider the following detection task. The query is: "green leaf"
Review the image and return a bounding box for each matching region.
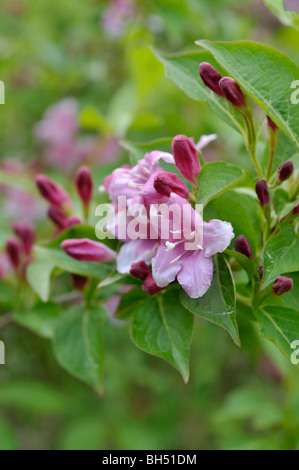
[27,225,114,302]
[225,249,256,280]
[115,288,148,319]
[13,302,62,339]
[197,40,299,150]
[180,254,240,346]
[254,305,299,361]
[131,289,194,382]
[262,225,299,289]
[263,0,299,31]
[197,162,255,207]
[153,48,248,142]
[79,106,112,133]
[273,188,289,217]
[53,306,107,392]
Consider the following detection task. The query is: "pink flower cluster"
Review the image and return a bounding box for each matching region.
[101,0,135,38]
[102,135,234,298]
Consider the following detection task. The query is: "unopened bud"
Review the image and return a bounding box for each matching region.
[235,235,253,259]
[171,135,200,186]
[154,171,189,199]
[48,206,68,229]
[142,273,164,296]
[75,166,93,206]
[273,276,293,295]
[6,237,21,269]
[61,238,116,263]
[35,174,71,208]
[71,274,88,291]
[130,261,151,281]
[219,77,247,108]
[13,222,35,255]
[257,265,264,281]
[256,179,270,206]
[199,62,225,97]
[277,161,294,182]
[294,203,299,215]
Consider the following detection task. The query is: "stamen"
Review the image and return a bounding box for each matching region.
[170,253,184,264]
[165,241,176,251]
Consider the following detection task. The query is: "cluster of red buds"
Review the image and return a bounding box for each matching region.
[130,261,164,296]
[5,222,35,278]
[35,165,93,231]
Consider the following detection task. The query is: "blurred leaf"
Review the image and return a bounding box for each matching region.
[197,40,299,149]
[262,225,299,289]
[0,381,72,414]
[131,288,194,383]
[263,0,299,31]
[79,106,112,133]
[59,416,104,450]
[0,416,18,450]
[197,161,255,207]
[13,302,62,339]
[181,254,240,346]
[153,48,248,142]
[121,137,172,165]
[53,305,107,392]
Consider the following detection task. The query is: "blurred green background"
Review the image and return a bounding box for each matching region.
[0,0,299,450]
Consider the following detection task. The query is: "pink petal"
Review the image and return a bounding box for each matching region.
[177,250,213,298]
[152,243,184,287]
[203,219,234,257]
[117,239,158,274]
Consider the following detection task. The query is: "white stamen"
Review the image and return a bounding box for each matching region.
[170,253,184,264]
[98,185,105,193]
[165,241,176,251]
[128,181,138,188]
[140,165,151,175]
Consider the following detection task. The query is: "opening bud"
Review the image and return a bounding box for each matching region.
[35,174,71,208]
[171,135,200,186]
[199,62,225,97]
[61,238,116,263]
[154,171,189,199]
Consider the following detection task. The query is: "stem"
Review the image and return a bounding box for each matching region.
[266,126,278,181]
[242,111,263,179]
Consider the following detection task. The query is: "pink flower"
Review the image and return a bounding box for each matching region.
[101,0,135,38]
[61,239,116,263]
[0,253,12,279]
[1,187,45,222]
[34,98,78,146]
[151,194,234,298]
[12,222,35,255]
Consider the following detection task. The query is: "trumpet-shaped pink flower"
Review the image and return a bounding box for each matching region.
[151,194,234,298]
[61,239,116,263]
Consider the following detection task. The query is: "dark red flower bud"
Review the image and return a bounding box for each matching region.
[219,77,247,108]
[12,222,35,255]
[142,273,164,296]
[6,237,21,269]
[48,206,68,229]
[130,261,151,281]
[75,166,93,206]
[171,135,200,186]
[154,171,189,199]
[277,161,294,182]
[266,116,279,131]
[294,203,299,215]
[66,216,81,228]
[61,238,116,262]
[199,62,225,97]
[256,179,270,206]
[258,265,264,281]
[273,276,293,295]
[235,235,253,259]
[35,174,71,208]
[71,274,88,291]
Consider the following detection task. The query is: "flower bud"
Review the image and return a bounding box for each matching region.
[266,116,279,132]
[6,237,21,269]
[235,235,253,259]
[130,261,151,281]
[61,238,116,263]
[75,166,93,206]
[219,77,247,108]
[154,171,189,199]
[66,216,81,228]
[199,62,225,97]
[13,222,35,255]
[294,203,299,215]
[48,206,68,229]
[256,179,270,206]
[171,135,200,186]
[71,274,88,291]
[142,273,163,296]
[277,161,294,182]
[35,174,71,208]
[273,276,293,296]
